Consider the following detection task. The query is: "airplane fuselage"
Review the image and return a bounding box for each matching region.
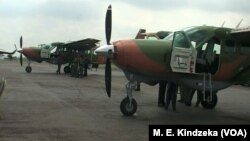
[112,36,250,91]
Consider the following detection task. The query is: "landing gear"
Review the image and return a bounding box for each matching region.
[25,60,32,73]
[201,91,218,109]
[64,66,71,74]
[133,81,141,91]
[120,97,137,116]
[25,66,32,73]
[120,81,137,116]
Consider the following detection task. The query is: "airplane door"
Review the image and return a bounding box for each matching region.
[40,48,50,59]
[170,31,197,73]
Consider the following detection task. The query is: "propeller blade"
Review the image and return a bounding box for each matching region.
[105,58,111,97]
[19,36,23,66]
[20,53,23,66]
[20,36,23,49]
[105,5,112,45]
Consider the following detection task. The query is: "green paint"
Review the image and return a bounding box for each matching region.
[31,47,41,54]
[133,26,250,82]
[134,39,172,66]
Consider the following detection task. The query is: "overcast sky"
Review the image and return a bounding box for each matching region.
[0,0,250,55]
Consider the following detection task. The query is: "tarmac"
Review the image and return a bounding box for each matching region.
[0,60,250,141]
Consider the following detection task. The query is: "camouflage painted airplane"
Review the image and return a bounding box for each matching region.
[95,5,250,116]
[17,37,102,73]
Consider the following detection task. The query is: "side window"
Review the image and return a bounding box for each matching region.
[224,40,236,53]
[240,42,250,54]
[214,43,221,54]
[172,32,190,48]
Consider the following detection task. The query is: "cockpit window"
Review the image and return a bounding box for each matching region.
[164,33,174,41]
[39,44,50,49]
[184,28,210,47]
[164,27,211,48]
[50,46,57,53]
[173,32,190,48]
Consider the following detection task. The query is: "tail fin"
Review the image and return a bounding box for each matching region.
[135,29,146,39]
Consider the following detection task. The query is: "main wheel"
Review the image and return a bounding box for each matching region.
[64,66,71,74]
[25,66,32,73]
[120,97,137,116]
[201,91,218,109]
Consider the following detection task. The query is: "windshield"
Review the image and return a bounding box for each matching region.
[164,32,174,41]
[184,27,210,47]
[39,44,51,49]
[164,27,211,48]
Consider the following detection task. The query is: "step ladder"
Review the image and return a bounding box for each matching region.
[203,72,213,102]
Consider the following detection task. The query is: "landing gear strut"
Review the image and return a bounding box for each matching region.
[25,60,32,73]
[120,81,137,116]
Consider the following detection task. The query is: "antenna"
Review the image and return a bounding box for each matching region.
[221,21,225,27]
[235,19,243,28]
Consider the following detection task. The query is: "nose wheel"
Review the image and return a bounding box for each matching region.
[25,60,32,73]
[120,81,138,116]
[120,97,137,116]
[25,66,32,73]
[201,91,217,109]
[64,66,71,74]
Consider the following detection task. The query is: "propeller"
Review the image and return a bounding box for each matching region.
[105,5,112,97]
[20,36,23,66]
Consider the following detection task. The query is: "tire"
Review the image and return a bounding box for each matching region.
[120,97,137,116]
[201,91,218,109]
[64,66,71,74]
[25,66,32,73]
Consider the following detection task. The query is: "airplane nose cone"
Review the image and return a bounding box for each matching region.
[17,49,23,53]
[95,44,114,57]
[22,48,30,56]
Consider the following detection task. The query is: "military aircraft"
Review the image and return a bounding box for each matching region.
[95,5,250,116]
[17,37,101,73]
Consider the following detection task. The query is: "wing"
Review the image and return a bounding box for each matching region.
[63,38,100,51]
[230,27,250,44]
[0,49,17,55]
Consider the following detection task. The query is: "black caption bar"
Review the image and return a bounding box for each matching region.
[149,125,250,141]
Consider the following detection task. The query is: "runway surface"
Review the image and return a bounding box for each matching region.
[0,60,249,141]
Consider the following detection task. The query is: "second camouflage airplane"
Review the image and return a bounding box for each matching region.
[95,5,250,116]
[17,37,103,73]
